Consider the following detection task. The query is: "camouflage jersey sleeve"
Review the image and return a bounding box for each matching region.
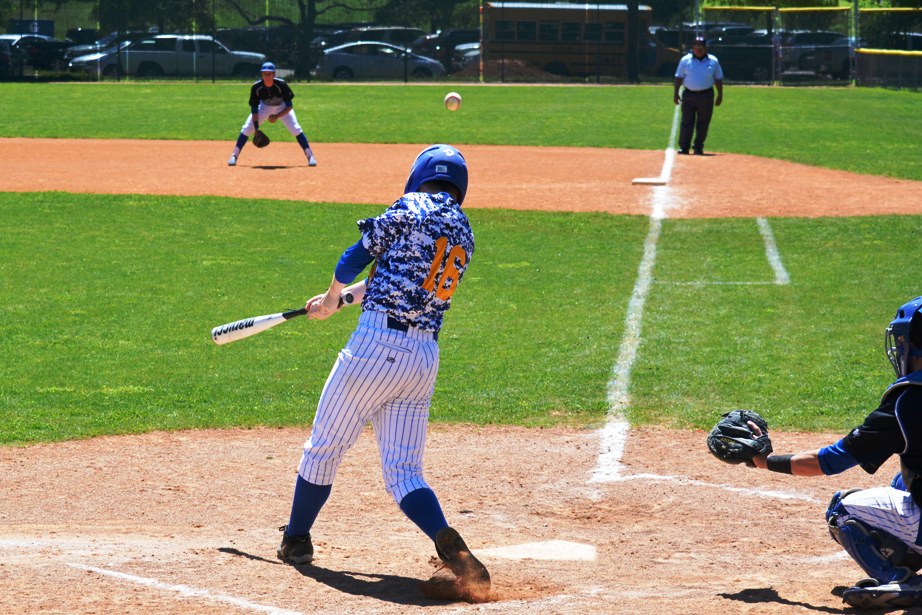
[357,192,474,332]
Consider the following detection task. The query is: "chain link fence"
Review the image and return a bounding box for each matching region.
[1,1,920,89]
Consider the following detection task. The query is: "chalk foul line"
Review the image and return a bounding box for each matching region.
[67,563,303,615]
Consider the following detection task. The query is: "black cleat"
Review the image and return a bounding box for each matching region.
[435,527,490,595]
[277,525,313,564]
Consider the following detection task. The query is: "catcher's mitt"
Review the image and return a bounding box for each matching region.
[253,129,270,148]
[706,410,773,465]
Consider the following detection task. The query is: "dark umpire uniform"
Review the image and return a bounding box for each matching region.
[673,36,724,155]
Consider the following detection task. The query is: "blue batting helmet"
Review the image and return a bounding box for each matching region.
[404,144,468,204]
[261,62,276,72]
[885,296,922,377]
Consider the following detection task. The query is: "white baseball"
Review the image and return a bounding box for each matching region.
[444,92,462,111]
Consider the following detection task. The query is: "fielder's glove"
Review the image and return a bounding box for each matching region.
[706,410,773,466]
[253,129,270,148]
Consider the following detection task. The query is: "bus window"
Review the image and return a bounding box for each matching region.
[496,21,514,41]
[604,23,625,44]
[539,22,560,43]
[561,23,581,43]
[517,21,536,41]
[585,23,602,42]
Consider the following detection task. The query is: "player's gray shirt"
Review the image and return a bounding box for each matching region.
[358,191,473,332]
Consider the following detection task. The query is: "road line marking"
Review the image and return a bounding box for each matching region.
[756,217,790,285]
[67,563,303,615]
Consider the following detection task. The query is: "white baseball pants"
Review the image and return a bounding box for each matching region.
[298,311,440,503]
[240,102,303,137]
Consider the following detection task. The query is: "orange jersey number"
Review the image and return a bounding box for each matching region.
[421,236,467,301]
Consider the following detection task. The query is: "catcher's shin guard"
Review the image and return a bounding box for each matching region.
[827,495,915,585]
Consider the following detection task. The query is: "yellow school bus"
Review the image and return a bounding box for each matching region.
[481,2,677,77]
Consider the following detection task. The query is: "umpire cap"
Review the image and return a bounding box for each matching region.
[405,144,468,205]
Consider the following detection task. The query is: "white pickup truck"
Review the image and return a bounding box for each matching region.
[69,34,266,78]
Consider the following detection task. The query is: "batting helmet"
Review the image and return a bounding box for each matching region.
[885,296,922,377]
[404,144,468,205]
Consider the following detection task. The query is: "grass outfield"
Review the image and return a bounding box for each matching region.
[1,84,921,445]
[1,83,921,180]
[1,192,919,444]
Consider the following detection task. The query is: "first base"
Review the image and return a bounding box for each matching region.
[632,177,666,186]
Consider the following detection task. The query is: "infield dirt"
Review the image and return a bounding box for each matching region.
[2,139,921,614]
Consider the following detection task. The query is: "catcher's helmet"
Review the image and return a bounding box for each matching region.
[885,296,922,377]
[404,144,468,205]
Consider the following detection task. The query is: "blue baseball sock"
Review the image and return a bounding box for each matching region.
[285,474,332,537]
[296,133,310,149]
[235,133,248,149]
[399,488,448,541]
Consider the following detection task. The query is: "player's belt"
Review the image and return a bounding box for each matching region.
[387,315,438,341]
[685,88,712,93]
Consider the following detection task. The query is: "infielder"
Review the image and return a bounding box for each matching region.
[228,61,317,167]
[277,145,490,598]
[733,296,922,609]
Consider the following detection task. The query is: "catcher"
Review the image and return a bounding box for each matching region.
[227,61,317,168]
[707,296,922,609]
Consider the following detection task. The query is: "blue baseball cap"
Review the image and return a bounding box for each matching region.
[261,62,276,72]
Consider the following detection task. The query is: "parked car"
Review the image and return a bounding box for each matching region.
[69,34,266,78]
[310,26,427,53]
[67,40,133,77]
[780,30,844,71]
[873,32,922,51]
[450,42,481,73]
[0,40,24,78]
[0,34,71,70]
[706,37,774,82]
[64,30,149,61]
[803,36,865,80]
[65,27,99,45]
[312,41,445,80]
[411,29,480,70]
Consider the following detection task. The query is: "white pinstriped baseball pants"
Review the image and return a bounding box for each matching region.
[298,310,440,503]
[840,487,922,553]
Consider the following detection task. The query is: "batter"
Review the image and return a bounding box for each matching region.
[276,144,490,599]
[227,61,317,167]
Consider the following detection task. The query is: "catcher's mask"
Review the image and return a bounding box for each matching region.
[885,295,922,377]
[404,144,468,205]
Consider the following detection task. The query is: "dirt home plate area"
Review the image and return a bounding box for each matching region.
[3,139,922,614]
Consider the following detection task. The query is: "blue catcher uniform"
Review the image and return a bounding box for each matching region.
[276,145,490,597]
[228,61,317,167]
[822,296,922,608]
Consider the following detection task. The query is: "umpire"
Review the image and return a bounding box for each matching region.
[673,36,724,155]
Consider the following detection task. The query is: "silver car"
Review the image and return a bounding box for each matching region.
[313,41,445,80]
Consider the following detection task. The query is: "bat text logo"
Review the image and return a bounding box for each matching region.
[215,318,255,337]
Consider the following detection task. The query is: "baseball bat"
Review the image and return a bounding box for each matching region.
[211,292,354,346]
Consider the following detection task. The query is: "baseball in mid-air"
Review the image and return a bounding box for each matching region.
[444,92,462,111]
